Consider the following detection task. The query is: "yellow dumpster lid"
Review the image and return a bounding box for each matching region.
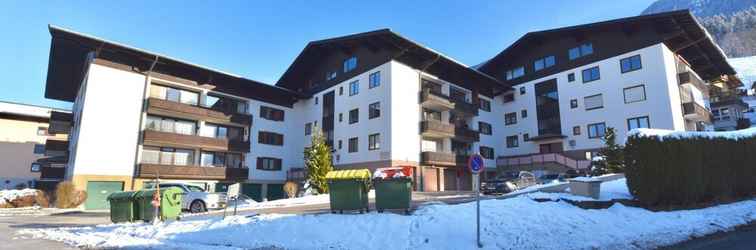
[325,169,371,180]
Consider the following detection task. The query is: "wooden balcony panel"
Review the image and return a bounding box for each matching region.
[454,127,480,142]
[420,89,454,110]
[451,99,479,116]
[142,130,250,152]
[678,72,709,97]
[420,120,455,138]
[137,164,249,180]
[420,151,456,166]
[44,139,69,156]
[146,98,252,126]
[682,102,712,123]
[48,111,72,134]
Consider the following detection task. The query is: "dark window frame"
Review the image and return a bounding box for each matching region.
[478,122,492,135]
[260,106,285,121]
[479,98,491,112]
[587,122,607,139]
[620,55,642,73]
[349,80,359,96]
[349,108,359,124]
[480,146,495,159]
[623,84,647,104]
[369,102,380,119]
[368,133,380,150]
[258,131,284,146]
[570,99,578,109]
[573,126,581,136]
[343,56,357,73]
[506,135,519,148]
[584,94,604,111]
[582,66,601,83]
[521,109,528,118]
[256,157,282,171]
[348,137,359,153]
[305,123,312,135]
[567,73,575,82]
[627,116,650,130]
[505,112,518,125]
[369,71,381,89]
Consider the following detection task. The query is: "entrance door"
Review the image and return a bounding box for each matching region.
[241,183,262,202]
[539,142,564,153]
[85,181,124,210]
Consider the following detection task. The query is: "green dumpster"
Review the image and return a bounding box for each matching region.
[106,191,138,223]
[326,169,371,214]
[134,187,183,222]
[374,178,412,214]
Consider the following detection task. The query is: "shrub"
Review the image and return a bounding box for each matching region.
[283,181,299,198]
[592,127,625,175]
[55,182,88,208]
[625,129,756,207]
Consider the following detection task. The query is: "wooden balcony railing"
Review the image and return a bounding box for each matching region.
[678,71,709,97]
[420,151,456,166]
[146,98,252,126]
[137,164,249,180]
[142,130,250,152]
[48,111,72,135]
[450,98,479,116]
[44,139,69,156]
[420,120,455,138]
[420,88,454,110]
[682,102,712,123]
[497,153,590,170]
[454,127,480,142]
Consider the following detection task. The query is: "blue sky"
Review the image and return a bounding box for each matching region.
[0,0,656,109]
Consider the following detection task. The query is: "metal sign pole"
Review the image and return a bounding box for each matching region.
[475,173,481,248]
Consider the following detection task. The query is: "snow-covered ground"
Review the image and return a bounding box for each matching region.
[0,189,38,205]
[16,178,756,249]
[729,56,756,93]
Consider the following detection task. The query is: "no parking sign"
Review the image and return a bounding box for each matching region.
[468,154,483,248]
[467,154,484,174]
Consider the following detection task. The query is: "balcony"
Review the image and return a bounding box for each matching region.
[44,139,69,156]
[40,166,66,180]
[678,71,709,97]
[48,111,72,134]
[454,127,480,142]
[419,88,454,110]
[420,151,457,166]
[137,164,249,180]
[497,153,590,171]
[146,98,252,127]
[420,120,455,138]
[142,130,250,152]
[682,102,712,123]
[450,98,479,116]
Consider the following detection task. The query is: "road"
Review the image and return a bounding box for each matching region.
[659,222,756,250]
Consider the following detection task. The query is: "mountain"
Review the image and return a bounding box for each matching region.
[643,0,756,57]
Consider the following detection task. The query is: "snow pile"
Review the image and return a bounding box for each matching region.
[18,194,756,249]
[527,178,633,201]
[628,127,756,141]
[0,189,38,205]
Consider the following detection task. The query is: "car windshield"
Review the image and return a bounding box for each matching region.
[187,185,205,192]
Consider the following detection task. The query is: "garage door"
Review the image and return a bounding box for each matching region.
[85,181,124,210]
[241,183,262,202]
[266,184,285,201]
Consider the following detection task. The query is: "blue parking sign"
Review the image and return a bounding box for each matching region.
[468,154,484,173]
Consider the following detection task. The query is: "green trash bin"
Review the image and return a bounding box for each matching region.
[326,169,371,214]
[106,191,138,223]
[134,187,184,222]
[374,178,412,214]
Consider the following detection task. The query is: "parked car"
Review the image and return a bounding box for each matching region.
[158,183,227,213]
[538,174,564,184]
[507,171,537,191]
[481,173,518,194]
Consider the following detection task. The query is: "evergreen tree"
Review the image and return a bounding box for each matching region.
[592,127,625,175]
[303,128,333,194]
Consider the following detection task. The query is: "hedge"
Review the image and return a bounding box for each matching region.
[624,128,756,207]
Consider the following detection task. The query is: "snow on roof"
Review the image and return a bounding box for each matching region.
[628,127,756,141]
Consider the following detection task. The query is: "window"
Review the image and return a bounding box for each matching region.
[142,146,195,166]
[260,106,284,121]
[521,109,528,118]
[339,86,343,95]
[480,146,495,159]
[620,55,642,73]
[567,73,575,82]
[339,113,343,122]
[623,85,646,104]
[343,56,357,72]
[257,157,282,171]
[502,93,515,103]
[369,71,381,88]
[505,112,517,125]
[506,135,519,148]
[534,55,556,71]
[570,99,578,109]
[37,127,48,136]
[587,122,607,139]
[349,108,359,124]
[338,140,343,149]
[478,122,492,135]
[369,102,380,119]
[627,116,650,130]
[30,163,41,172]
[505,66,525,80]
[582,66,600,83]
[523,133,530,141]
[203,94,247,114]
[568,43,593,60]
[150,84,199,106]
[573,126,581,135]
[258,131,284,146]
[519,86,526,95]
[479,99,491,112]
[369,133,380,150]
[349,80,359,96]
[33,144,45,154]
[584,94,604,110]
[305,123,312,135]
[201,151,244,168]
[326,71,337,81]
[315,97,318,105]
[200,123,243,141]
[348,137,358,153]
[146,115,197,135]
[423,109,441,121]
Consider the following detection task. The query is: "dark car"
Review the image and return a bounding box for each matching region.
[481,174,517,194]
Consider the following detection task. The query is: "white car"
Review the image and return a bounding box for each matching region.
[158,183,227,213]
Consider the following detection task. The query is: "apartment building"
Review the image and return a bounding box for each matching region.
[476,10,735,175]
[0,101,69,190]
[42,10,739,209]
